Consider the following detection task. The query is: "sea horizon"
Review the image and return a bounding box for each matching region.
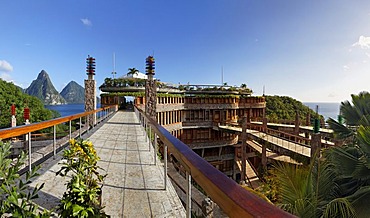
[45,103,101,117]
[46,102,340,121]
[303,102,340,120]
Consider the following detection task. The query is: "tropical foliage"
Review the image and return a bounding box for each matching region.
[0,79,59,128]
[101,77,169,89]
[0,141,50,217]
[100,77,146,88]
[270,160,355,218]
[100,77,253,94]
[323,91,370,217]
[57,139,107,217]
[268,91,370,217]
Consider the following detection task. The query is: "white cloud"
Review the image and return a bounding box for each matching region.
[0,73,24,87]
[81,18,92,27]
[353,35,370,49]
[343,65,350,71]
[0,73,12,81]
[328,93,337,98]
[0,60,13,72]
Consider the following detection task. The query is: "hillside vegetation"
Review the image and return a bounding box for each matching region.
[265,95,320,122]
[0,79,58,128]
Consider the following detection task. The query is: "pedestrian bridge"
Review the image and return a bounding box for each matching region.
[0,106,293,217]
[216,123,334,161]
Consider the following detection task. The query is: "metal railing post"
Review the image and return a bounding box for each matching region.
[154,133,157,165]
[186,171,192,218]
[69,120,72,140]
[164,143,168,190]
[79,117,82,137]
[143,118,146,137]
[28,132,32,173]
[53,125,56,158]
[86,116,89,133]
[149,125,152,150]
[145,120,148,142]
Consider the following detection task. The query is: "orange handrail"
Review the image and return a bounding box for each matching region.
[0,105,117,140]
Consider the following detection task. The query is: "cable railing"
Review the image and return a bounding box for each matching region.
[0,105,118,174]
[134,106,294,218]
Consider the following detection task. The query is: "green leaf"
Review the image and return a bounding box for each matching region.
[72,204,84,216]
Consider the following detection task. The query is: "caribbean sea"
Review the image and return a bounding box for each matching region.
[304,102,340,120]
[45,104,101,117]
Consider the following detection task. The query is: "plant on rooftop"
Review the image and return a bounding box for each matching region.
[127,68,139,76]
[57,138,108,217]
[0,141,51,217]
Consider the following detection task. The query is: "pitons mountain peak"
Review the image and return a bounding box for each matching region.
[25,70,67,105]
[60,81,85,104]
[37,70,49,80]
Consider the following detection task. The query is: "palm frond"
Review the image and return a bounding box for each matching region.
[356,125,370,155]
[322,198,356,218]
[327,118,354,140]
[352,159,370,181]
[272,162,310,206]
[311,159,338,201]
[347,186,370,217]
[341,100,361,126]
[324,146,359,177]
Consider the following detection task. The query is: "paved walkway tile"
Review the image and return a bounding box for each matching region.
[30,111,185,217]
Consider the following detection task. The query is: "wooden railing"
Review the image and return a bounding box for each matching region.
[0,105,118,173]
[134,106,294,218]
[264,128,311,147]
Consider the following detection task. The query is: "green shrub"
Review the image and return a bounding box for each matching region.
[57,139,108,217]
[0,141,50,217]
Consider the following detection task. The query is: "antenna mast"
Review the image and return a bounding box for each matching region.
[221,66,224,85]
[112,52,116,78]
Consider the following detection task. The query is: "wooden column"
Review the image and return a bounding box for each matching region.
[294,110,300,135]
[310,133,321,160]
[241,116,247,182]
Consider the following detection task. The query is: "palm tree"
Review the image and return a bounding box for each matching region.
[127,68,139,77]
[323,91,370,217]
[321,126,370,217]
[269,92,370,217]
[327,92,370,142]
[341,91,370,126]
[271,159,356,218]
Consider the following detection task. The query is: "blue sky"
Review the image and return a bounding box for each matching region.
[1,1,370,102]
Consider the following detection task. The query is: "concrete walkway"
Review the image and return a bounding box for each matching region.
[30,111,186,217]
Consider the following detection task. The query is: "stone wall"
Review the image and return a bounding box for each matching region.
[145,78,157,121]
[85,79,96,126]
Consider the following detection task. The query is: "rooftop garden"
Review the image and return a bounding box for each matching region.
[100,77,253,95]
